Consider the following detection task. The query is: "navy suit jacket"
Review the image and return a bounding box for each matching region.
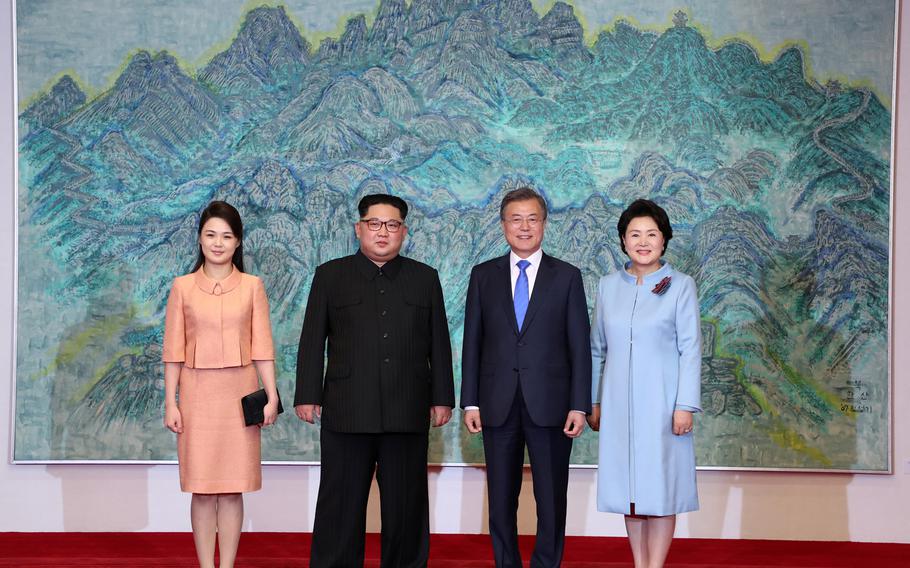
[460,252,592,428]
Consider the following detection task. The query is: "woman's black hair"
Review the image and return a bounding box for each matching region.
[192,200,245,273]
[617,199,673,255]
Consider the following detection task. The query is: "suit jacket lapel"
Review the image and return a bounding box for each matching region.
[496,254,520,336]
[519,253,553,337]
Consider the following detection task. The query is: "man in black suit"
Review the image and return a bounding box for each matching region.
[461,187,592,568]
[295,194,455,568]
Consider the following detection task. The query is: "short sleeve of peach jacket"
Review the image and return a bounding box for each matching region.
[250,276,275,360]
[162,278,185,363]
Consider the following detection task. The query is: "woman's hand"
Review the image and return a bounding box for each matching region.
[253,360,280,427]
[262,399,279,427]
[164,404,183,434]
[586,404,601,431]
[163,362,182,433]
[672,409,693,435]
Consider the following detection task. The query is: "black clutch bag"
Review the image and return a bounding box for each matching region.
[241,388,284,426]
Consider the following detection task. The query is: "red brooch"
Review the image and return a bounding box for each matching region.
[652,276,671,295]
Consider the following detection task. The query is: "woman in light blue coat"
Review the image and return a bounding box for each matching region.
[588,199,701,568]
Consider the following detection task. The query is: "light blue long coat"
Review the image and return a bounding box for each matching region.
[591,262,701,516]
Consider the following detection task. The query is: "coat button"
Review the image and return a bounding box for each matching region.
[383,357,390,363]
[381,310,387,316]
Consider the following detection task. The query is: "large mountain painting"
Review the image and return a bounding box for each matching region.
[14,0,893,470]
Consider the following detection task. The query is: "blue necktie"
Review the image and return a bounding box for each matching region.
[514,259,530,331]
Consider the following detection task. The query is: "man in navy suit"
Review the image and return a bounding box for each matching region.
[461,187,592,568]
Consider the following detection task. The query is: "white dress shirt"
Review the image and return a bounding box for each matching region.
[510,248,544,299]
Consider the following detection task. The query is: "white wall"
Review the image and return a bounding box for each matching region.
[1,1,908,542]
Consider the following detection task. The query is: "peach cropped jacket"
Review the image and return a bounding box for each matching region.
[163,268,274,368]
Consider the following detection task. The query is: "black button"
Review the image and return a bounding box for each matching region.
[383,357,390,363]
[518,342,526,347]
[382,333,389,339]
[381,310,387,316]
[379,289,386,295]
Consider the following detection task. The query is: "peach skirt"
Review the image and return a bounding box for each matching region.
[177,365,261,493]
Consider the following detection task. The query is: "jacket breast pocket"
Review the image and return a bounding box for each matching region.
[329,295,362,329]
[405,294,431,309]
[331,295,362,309]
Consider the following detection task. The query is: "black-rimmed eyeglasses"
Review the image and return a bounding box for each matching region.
[360,218,404,232]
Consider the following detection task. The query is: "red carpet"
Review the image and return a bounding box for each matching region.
[0,533,907,567]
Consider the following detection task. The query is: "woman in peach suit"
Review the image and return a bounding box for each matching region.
[163,201,279,568]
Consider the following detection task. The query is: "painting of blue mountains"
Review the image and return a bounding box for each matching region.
[15,0,893,470]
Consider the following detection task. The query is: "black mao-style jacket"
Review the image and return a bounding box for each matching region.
[295,251,455,433]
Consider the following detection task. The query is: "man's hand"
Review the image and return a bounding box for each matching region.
[295,404,322,424]
[563,411,586,438]
[586,404,601,431]
[463,409,482,433]
[430,406,452,427]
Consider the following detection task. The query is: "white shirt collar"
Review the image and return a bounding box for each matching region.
[509,248,543,298]
[509,248,543,268]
